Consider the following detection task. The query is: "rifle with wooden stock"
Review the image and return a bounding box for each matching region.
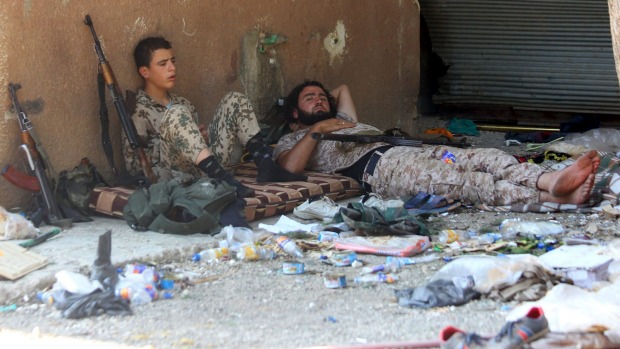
[84,14,157,184]
[2,83,72,228]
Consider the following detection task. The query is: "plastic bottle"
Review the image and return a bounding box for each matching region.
[499,219,564,239]
[437,229,475,244]
[37,291,54,305]
[361,259,402,274]
[115,282,158,306]
[276,236,304,258]
[237,244,276,261]
[354,272,398,284]
[476,232,503,245]
[124,264,160,284]
[192,247,230,262]
[386,254,439,265]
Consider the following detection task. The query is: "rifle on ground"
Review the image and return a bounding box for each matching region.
[310,132,471,148]
[84,14,157,184]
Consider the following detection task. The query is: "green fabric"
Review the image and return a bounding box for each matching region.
[447,118,480,136]
[123,178,237,235]
[332,202,428,236]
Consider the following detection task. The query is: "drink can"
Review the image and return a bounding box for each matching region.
[332,250,357,267]
[318,231,340,242]
[282,261,305,275]
[323,273,347,288]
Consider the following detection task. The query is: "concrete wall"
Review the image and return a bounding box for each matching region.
[610,0,620,86]
[0,1,420,210]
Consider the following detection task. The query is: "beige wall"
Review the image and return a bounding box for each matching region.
[0,1,420,210]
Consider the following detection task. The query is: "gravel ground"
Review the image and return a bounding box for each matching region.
[0,116,617,349]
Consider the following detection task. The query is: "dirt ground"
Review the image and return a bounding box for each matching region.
[0,115,618,349]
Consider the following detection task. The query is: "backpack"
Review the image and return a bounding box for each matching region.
[123,178,237,235]
[55,158,107,222]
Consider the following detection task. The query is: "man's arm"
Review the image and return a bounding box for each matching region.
[330,84,357,121]
[276,119,355,173]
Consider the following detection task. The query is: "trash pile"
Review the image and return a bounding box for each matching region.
[4,190,619,347]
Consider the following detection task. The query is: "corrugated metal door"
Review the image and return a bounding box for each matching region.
[420,0,620,114]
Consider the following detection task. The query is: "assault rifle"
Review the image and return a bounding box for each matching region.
[84,14,157,184]
[7,83,57,182]
[18,144,72,228]
[2,83,72,228]
[310,133,471,148]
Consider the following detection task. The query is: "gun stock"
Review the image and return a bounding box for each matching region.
[84,14,156,184]
[1,164,41,192]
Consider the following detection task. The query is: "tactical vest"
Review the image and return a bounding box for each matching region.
[123,178,237,235]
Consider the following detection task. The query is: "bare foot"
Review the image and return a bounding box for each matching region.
[539,150,599,197]
[540,173,594,204]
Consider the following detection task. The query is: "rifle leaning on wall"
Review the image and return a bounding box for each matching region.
[2,83,73,228]
[84,14,157,184]
[310,133,471,148]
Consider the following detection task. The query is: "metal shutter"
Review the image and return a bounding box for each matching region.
[419,0,620,114]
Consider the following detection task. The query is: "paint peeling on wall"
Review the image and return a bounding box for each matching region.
[122,17,150,50]
[23,0,33,18]
[182,18,196,36]
[323,20,347,65]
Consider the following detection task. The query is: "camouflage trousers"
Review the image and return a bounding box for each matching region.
[159,92,261,180]
[363,146,547,206]
[207,92,261,166]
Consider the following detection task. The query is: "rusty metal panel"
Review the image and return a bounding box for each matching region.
[420,0,620,114]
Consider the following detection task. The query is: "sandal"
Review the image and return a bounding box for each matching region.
[403,192,432,209]
[407,194,461,215]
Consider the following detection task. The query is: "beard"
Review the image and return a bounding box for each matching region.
[297,109,336,125]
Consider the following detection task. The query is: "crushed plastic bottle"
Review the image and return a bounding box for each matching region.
[360,259,402,274]
[115,281,158,306]
[437,229,476,244]
[386,254,439,265]
[276,236,304,259]
[499,219,564,239]
[237,244,276,261]
[476,232,503,245]
[124,264,160,284]
[354,272,398,284]
[192,247,230,262]
[37,291,55,305]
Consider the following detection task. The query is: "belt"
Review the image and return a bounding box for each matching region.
[361,148,387,192]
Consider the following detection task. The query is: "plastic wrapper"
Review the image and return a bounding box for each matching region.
[562,128,620,154]
[0,206,38,240]
[430,254,543,294]
[54,289,132,319]
[394,276,480,308]
[334,235,431,257]
[508,282,620,333]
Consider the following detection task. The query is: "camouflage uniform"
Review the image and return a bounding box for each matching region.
[123,90,260,182]
[273,121,547,206]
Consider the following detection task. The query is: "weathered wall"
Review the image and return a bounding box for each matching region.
[610,0,620,86]
[0,1,421,210]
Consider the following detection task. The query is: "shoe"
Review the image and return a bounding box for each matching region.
[487,306,549,349]
[440,326,490,349]
[360,193,404,211]
[293,196,341,221]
